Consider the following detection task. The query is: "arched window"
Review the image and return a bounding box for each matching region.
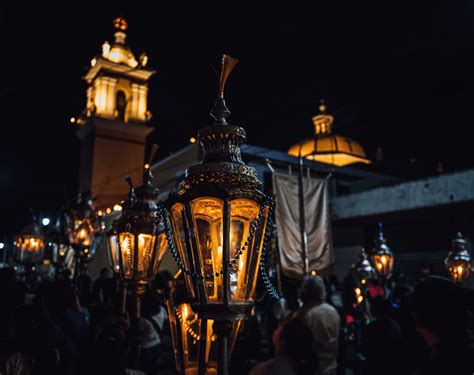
[116,91,126,121]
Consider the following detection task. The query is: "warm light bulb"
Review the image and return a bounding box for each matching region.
[357,295,364,304]
[70,117,76,124]
[97,210,103,216]
[106,208,112,214]
[381,255,387,265]
[189,137,197,144]
[311,270,317,276]
[113,204,122,212]
[361,279,366,285]
[91,58,97,67]
[144,163,150,169]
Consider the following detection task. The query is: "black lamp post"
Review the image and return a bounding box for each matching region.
[108,167,168,366]
[161,55,274,375]
[445,232,472,284]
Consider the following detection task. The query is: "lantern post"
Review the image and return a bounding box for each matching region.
[161,55,277,375]
[15,219,46,283]
[108,167,168,367]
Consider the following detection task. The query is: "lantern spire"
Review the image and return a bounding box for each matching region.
[210,55,239,126]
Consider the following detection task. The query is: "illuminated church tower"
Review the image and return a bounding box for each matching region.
[76,17,155,208]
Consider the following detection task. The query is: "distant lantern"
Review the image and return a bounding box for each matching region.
[108,169,168,308]
[351,248,377,288]
[15,221,45,266]
[445,232,472,284]
[139,53,149,67]
[371,223,394,280]
[64,192,100,284]
[166,273,242,375]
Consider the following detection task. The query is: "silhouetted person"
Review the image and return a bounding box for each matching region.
[93,267,116,304]
[298,276,340,375]
[412,276,474,375]
[250,316,316,375]
[362,297,404,374]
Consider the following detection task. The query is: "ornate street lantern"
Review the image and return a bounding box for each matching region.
[445,232,472,284]
[65,191,100,262]
[161,55,275,375]
[166,273,241,375]
[15,221,45,266]
[371,223,394,280]
[108,167,168,368]
[108,168,168,312]
[351,248,376,289]
[50,241,75,274]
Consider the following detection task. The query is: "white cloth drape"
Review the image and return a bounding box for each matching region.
[273,173,334,279]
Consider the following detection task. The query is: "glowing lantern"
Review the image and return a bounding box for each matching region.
[351,248,377,288]
[108,168,168,309]
[15,222,45,265]
[64,192,99,262]
[371,223,394,280]
[445,232,472,284]
[166,274,241,375]
[162,55,274,375]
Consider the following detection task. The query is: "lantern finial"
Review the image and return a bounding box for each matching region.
[210,55,239,126]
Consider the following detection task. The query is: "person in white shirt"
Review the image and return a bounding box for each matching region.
[298,276,340,375]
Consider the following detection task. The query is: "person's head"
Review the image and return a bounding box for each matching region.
[412,276,474,347]
[369,297,392,320]
[274,317,316,374]
[300,276,326,305]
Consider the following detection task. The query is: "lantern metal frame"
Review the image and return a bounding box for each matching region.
[445,232,472,284]
[371,223,394,281]
[166,273,242,375]
[162,55,272,375]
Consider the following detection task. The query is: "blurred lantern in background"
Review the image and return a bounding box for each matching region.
[162,55,275,375]
[166,272,242,375]
[351,247,376,289]
[64,191,100,288]
[15,220,45,266]
[371,223,394,280]
[445,232,472,284]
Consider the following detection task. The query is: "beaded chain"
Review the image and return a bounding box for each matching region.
[157,199,280,299]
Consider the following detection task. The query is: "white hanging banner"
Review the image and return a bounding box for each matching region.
[273,172,334,279]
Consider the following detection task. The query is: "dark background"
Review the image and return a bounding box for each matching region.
[1,1,474,234]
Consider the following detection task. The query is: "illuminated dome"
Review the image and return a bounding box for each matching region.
[288,101,370,167]
[101,17,139,68]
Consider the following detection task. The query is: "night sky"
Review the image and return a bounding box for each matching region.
[2,2,474,235]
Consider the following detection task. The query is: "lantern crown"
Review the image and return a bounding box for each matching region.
[181,55,262,193]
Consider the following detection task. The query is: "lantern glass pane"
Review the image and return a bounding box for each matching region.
[108,234,121,273]
[137,233,156,277]
[446,259,471,283]
[372,253,393,278]
[171,203,195,298]
[118,232,134,278]
[71,219,94,246]
[229,199,260,301]
[191,198,224,302]
[153,232,168,275]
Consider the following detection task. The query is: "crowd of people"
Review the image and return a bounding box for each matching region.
[0,265,473,375]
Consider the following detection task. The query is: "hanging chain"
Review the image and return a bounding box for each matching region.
[157,199,280,299]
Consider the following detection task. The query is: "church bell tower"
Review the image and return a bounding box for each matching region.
[76,17,155,208]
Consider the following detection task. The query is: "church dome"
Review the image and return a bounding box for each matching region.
[288,101,370,167]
